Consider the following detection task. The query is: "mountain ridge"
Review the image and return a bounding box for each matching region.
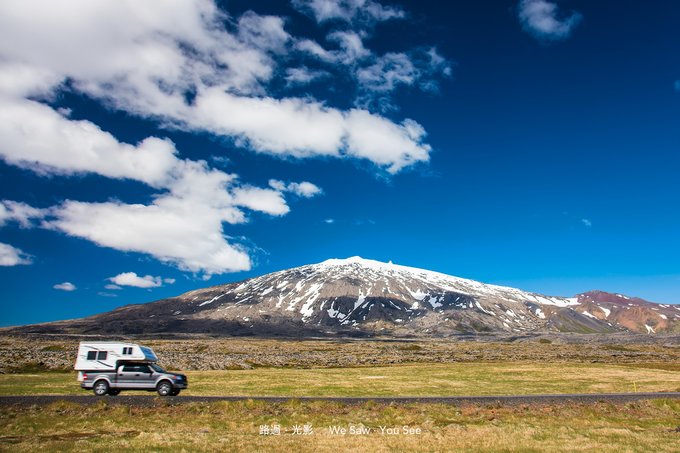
[6,257,680,337]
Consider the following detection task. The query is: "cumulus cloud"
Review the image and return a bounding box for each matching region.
[518,0,582,41]
[180,89,431,170]
[0,242,32,266]
[0,99,289,274]
[108,272,167,289]
[232,186,291,217]
[292,0,404,25]
[53,282,76,291]
[0,98,179,187]
[0,0,436,173]
[0,0,449,275]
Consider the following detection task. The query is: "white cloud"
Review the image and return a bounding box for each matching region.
[344,111,430,173]
[0,201,46,228]
[0,99,293,274]
[182,89,432,171]
[269,180,323,198]
[53,282,76,291]
[0,242,32,266]
[104,284,123,290]
[0,0,436,174]
[581,218,592,227]
[0,97,179,188]
[109,272,165,288]
[237,11,291,54]
[285,67,329,86]
[324,218,335,224]
[518,0,582,41]
[0,0,447,275]
[48,198,251,275]
[232,186,290,217]
[327,31,371,64]
[357,48,451,94]
[292,0,404,25]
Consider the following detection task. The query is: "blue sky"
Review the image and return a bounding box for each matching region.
[1,0,679,327]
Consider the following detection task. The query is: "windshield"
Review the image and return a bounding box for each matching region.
[150,363,166,373]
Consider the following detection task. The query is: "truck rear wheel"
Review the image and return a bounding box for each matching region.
[93,380,109,396]
[157,381,173,396]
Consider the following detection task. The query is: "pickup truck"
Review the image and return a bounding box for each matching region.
[80,362,188,396]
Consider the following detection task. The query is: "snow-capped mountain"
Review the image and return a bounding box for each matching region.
[11,257,680,336]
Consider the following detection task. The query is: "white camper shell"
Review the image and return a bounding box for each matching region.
[74,342,158,373]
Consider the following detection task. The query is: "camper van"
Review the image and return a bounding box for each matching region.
[74,342,188,396]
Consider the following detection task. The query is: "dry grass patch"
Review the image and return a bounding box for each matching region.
[1,362,678,397]
[0,399,679,452]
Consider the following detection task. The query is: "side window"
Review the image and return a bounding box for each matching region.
[122,365,135,372]
[138,364,150,373]
[97,351,108,360]
[86,351,96,360]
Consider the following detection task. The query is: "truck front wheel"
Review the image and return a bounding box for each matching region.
[157,381,173,396]
[93,380,109,396]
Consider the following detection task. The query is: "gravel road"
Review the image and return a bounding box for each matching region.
[1,393,679,407]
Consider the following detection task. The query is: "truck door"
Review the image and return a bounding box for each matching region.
[119,364,146,388]
[136,363,156,388]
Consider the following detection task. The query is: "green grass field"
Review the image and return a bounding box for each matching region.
[1,362,679,397]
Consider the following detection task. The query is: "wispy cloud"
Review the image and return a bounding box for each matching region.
[518,0,582,41]
[292,0,404,26]
[269,180,323,198]
[581,218,592,227]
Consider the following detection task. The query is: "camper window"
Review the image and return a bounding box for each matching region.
[87,351,96,360]
[122,347,131,355]
[97,351,107,360]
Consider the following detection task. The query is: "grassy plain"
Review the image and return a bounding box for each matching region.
[1,362,680,397]
[1,399,679,452]
[1,336,679,451]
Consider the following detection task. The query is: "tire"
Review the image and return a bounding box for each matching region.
[93,380,109,396]
[170,389,180,396]
[109,389,120,396]
[157,381,173,396]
